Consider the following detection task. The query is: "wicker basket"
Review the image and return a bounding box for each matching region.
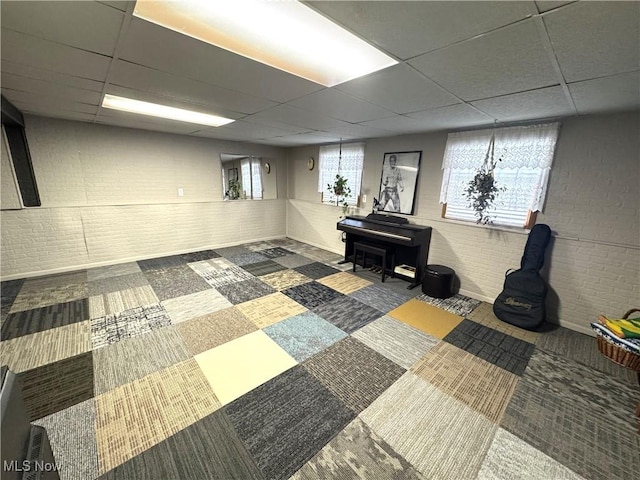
[596,308,640,372]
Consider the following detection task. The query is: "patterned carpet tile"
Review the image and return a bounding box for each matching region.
[501,379,639,480]
[388,299,464,339]
[283,281,343,310]
[10,281,88,313]
[216,278,276,304]
[33,398,99,480]
[225,365,355,480]
[17,271,87,292]
[176,307,257,356]
[349,283,412,314]
[303,337,406,414]
[145,265,212,301]
[272,253,314,269]
[1,320,92,373]
[300,249,343,264]
[313,296,383,334]
[245,241,278,252]
[411,342,519,423]
[263,311,348,362]
[180,249,220,262]
[241,259,287,277]
[214,245,252,257]
[294,262,341,280]
[100,409,263,480]
[86,262,142,281]
[359,372,497,480]
[237,292,307,328]
[2,298,89,340]
[93,326,191,395]
[1,278,25,316]
[317,271,372,294]
[189,258,255,288]
[259,269,312,291]
[291,417,425,480]
[416,292,482,317]
[268,238,305,250]
[227,251,270,266]
[443,319,535,376]
[91,304,172,349]
[88,285,159,318]
[18,351,94,421]
[95,359,221,474]
[260,247,295,258]
[137,254,185,272]
[352,315,439,369]
[88,272,150,297]
[467,302,540,344]
[162,289,232,324]
[477,428,586,480]
[195,330,297,405]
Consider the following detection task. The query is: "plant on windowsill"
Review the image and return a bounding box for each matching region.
[465,133,506,225]
[228,179,241,200]
[327,173,351,214]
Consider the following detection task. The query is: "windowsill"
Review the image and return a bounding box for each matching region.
[436,216,531,235]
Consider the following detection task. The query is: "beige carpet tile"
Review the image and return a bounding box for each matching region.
[18,271,87,292]
[10,280,88,313]
[317,271,373,295]
[237,292,307,328]
[272,254,315,269]
[88,272,150,296]
[359,372,497,480]
[1,320,92,373]
[259,269,313,291]
[176,307,258,356]
[162,289,232,324]
[87,262,142,281]
[411,342,519,423]
[93,326,191,395]
[95,359,221,474]
[88,285,159,318]
[467,302,540,344]
[388,299,464,339]
[477,428,586,480]
[195,330,297,405]
[189,257,255,288]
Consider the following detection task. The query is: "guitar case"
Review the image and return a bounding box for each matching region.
[493,224,552,330]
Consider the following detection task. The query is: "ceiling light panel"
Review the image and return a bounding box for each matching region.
[132,0,398,87]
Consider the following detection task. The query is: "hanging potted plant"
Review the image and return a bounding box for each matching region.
[465,132,505,224]
[328,173,351,212]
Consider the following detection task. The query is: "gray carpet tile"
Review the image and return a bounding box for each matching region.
[313,296,383,334]
[137,255,186,272]
[294,262,341,280]
[162,289,233,324]
[189,258,255,288]
[352,315,439,369]
[241,260,287,277]
[180,249,220,262]
[18,351,94,421]
[215,245,253,258]
[88,272,150,296]
[302,337,406,414]
[350,268,418,298]
[144,265,212,301]
[227,251,271,267]
[10,275,88,313]
[91,304,172,349]
[444,319,535,376]
[282,281,343,310]
[272,254,315,269]
[225,365,355,480]
[216,278,276,305]
[501,379,640,480]
[33,398,99,480]
[416,293,482,317]
[93,326,191,395]
[87,263,142,281]
[1,278,24,317]
[99,409,263,480]
[260,247,295,258]
[2,299,89,340]
[292,417,425,480]
[349,283,412,314]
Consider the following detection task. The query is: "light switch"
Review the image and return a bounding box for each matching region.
[178,188,184,196]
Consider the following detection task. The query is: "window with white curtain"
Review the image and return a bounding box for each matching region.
[440,123,560,228]
[241,159,251,198]
[317,142,364,206]
[251,160,263,199]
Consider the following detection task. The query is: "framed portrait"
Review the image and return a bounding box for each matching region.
[228,167,238,182]
[377,151,422,215]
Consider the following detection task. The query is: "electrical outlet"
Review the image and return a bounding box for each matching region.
[178,188,184,196]
[362,194,367,204]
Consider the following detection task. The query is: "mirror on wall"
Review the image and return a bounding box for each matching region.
[220,153,277,200]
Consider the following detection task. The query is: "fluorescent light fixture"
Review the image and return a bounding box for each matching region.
[101,94,235,127]
[133,0,398,87]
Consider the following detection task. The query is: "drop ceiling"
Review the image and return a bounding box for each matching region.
[1,1,638,147]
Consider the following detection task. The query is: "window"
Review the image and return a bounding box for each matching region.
[318,142,364,206]
[440,123,560,228]
[240,157,263,199]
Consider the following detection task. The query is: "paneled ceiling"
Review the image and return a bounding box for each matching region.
[1,1,638,146]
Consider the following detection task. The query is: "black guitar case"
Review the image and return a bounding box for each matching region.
[493,224,552,330]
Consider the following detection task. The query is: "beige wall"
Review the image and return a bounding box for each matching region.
[286,112,640,334]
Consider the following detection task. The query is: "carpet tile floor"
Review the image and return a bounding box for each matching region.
[1,237,638,480]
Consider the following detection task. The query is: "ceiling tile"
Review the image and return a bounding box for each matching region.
[408,19,559,101]
[336,63,460,114]
[2,73,102,106]
[320,122,395,141]
[246,105,352,132]
[3,89,99,116]
[96,110,202,135]
[267,132,341,146]
[534,1,575,13]
[96,1,131,12]
[359,115,438,134]
[544,1,640,82]
[569,71,640,115]
[1,60,104,92]
[287,89,394,123]
[470,86,575,122]
[307,1,531,60]
[405,104,494,131]
[204,120,309,140]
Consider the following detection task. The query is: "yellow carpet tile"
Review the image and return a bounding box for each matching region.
[388,299,463,339]
[317,272,373,295]
[236,292,307,328]
[467,302,540,344]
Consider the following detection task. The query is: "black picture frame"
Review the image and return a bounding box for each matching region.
[377,151,421,215]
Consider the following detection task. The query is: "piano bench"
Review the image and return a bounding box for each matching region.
[353,241,395,283]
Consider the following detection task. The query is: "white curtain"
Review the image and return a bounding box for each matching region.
[251,159,263,199]
[440,123,560,226]
[318,142,364,206]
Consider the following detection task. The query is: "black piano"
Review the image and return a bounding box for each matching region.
[337,214,432,289]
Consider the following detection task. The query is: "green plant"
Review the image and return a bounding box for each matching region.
[465,136,506,225]
[327,173,351,209]
[228,179,241,200]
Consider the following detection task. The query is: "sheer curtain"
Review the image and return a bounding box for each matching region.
[440,123,560,227]
[318,142,364,205]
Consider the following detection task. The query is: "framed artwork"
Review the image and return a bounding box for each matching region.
[228,167,238,182]
[377,151,422,215]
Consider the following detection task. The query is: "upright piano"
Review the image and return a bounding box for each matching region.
[337,214,432,289]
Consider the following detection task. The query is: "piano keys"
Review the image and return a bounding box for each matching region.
[337,215,432,289]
